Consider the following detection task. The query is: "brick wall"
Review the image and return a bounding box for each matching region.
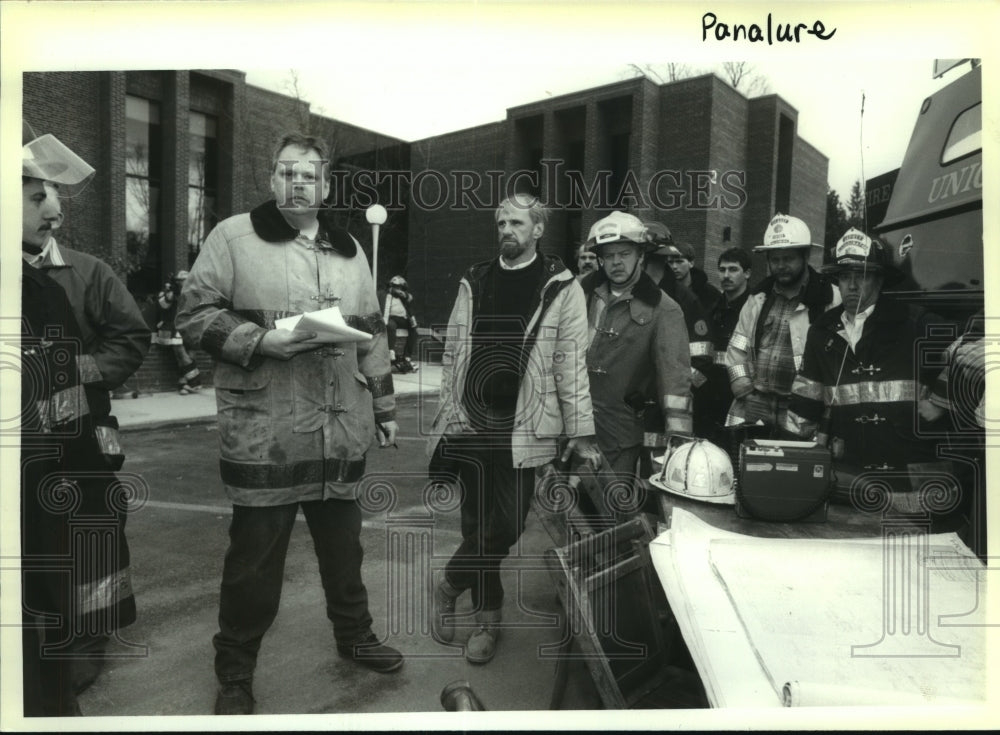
[657,76,713,258]
[24,72,110,263]
[119,344,215,395]
[790,137,829,255]
[406,121,506,327]
[744,95,779,258]
[24,69,828,392]
[704,78,750,284]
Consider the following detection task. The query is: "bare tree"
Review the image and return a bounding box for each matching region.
[282,69,313,134]
[625,62,700,84]
[719,61,770,96]
[665,62,696,82]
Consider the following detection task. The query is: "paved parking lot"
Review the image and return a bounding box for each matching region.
[77,396,603,718]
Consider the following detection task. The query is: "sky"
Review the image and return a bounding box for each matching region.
[245,58,958,201]
[1,1,988,205]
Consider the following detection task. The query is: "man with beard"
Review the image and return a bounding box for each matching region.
[177,131,402,715]
[574,242,599,280]
[724,213,840,435]
[427,193,599,665]
[785,229,948,505]
[581,212,692,479]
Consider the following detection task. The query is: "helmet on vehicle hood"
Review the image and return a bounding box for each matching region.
[648,438,735,505]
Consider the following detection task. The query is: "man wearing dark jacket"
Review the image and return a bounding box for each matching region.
[581,212,692,477]
[642,222,714,448]
[427,194,600,665]
[786,229,949,506]
[22,126,148,696]
[704,247,752,446]
[663,240,722,314]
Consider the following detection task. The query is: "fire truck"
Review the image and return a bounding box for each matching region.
[868,59,983,325]
[867,59,985,558]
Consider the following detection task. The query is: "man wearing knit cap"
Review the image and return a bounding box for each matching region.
[580,212,692,479]
[724,213,840,433]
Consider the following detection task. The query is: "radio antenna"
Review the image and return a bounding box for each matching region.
[859,91,866,233]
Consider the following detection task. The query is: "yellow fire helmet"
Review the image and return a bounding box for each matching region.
[648,438,735,505]
[754,212,822,252]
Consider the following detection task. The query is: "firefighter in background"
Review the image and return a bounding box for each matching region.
[785,229,948,503]
[724,213,840,436]
[154,270,203,394]
[662,239,722,314]
[642,221,714,448]
[574,241,599,281]
[383,275,419,373]
[703,246,752,448]
[581,212,692,479]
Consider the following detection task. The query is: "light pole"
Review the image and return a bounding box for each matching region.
[365,204,388,288]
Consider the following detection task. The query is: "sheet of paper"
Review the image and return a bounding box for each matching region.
[649,508,987,709]
[650,510,783,708]
[709,534,987,706]
[274,306,372,344]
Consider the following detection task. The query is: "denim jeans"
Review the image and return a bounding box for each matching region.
[443,433,534,612]
[213,499,372,683]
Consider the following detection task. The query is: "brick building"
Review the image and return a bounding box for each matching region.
[23,69,827,391]
[405,74,828,326]
[23,70,408,393]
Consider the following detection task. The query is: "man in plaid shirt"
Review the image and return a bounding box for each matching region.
[724,213,840,434]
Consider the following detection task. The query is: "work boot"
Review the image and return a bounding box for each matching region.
[465,609,501,664]
[336,631,403,673]
[432,578,462,642]
[214,679,254,715]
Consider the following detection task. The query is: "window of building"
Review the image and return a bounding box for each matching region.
[125,95,162,296]
[775,114,795,214]
[188,111,219,264]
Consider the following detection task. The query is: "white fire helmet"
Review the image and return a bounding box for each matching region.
[648,438,735,505]
[754,213,822,252]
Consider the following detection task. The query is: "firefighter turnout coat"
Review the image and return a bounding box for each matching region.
[176,201,394,505]
[583,271,692,451]
[724,266,840,425]
[784,298,943,472]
